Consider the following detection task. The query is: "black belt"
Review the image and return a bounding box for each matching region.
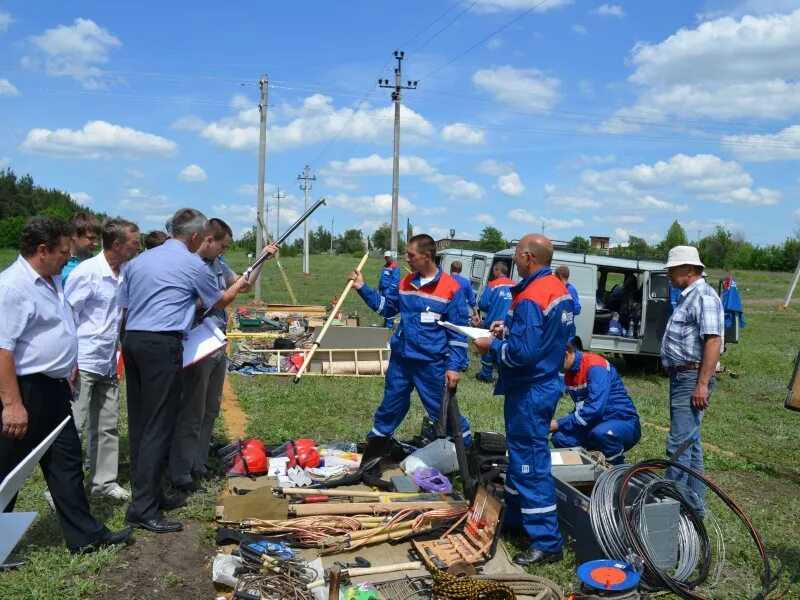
[126,330,183,338]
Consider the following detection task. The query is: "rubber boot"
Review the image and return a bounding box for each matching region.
[360,436,393,491]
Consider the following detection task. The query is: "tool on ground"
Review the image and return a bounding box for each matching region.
[431,569,516,600]
[200,197,325,322]
[438,385,478,501]
[226,439,269,477]
[571,559,642,599]
[335,557,370,570]
[293,252,369,383]
[327,565,342,600]
[271,439,321,469]
[288,499,467,517]
[306,561,424,590]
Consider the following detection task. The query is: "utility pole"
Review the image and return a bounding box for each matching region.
[298,165,316,274]
[255,74,268,302]
[541,221,545,235]
[272,187,286,239]
[379,50,417,257]
[330,216,335,254]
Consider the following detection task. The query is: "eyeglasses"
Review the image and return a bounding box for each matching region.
[513,250,532,259]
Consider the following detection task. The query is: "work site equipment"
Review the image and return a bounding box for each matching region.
[293,252,369,383]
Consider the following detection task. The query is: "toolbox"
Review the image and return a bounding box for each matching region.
[412,485,503,568]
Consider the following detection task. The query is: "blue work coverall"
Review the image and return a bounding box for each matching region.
[378,260,401,328]
[489,268,573,554]
[357,269,471,443]
[552,351,641,464]
[477,276,515,381]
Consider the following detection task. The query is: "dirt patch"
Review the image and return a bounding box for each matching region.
[91,522,217,599]
[221,377,248,439]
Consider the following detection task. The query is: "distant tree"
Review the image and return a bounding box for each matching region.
[628,235,651,257]
[477,226,507,252]
[568,236,591,252]
[309,225,332,254]
[372,223,406,254]
[338,228,365,255]
[234,228,257,254]
[660,220,689,254]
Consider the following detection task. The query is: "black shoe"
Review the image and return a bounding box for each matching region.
[513,548,563,566]
[126,516,183,533]
[360,436,393,491]
[158,494,188,511]
[73,526,134,554]
[174,480,207,495]
[475,373,493,384]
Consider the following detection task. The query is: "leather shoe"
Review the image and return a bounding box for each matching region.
[126,516,183,533]
[174,480,207,495]
[158,494,187,511]
[73,526,134,554]
[513,548,563,566]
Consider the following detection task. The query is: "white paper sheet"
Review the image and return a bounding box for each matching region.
[437,320,492,340]
[182,319,227,368]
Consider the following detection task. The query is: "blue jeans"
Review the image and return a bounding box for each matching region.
[665,370,715,515]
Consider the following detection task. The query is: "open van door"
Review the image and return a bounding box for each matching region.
[640,271,670,355]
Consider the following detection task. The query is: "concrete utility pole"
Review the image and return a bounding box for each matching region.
[784,257,800,308]
[272,187,286,239]
[255,74,269,301]
[330,216,335,254]
[297,165,316,274]
[379,50,417,258]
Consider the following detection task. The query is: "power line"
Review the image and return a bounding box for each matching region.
[409,0,480,54]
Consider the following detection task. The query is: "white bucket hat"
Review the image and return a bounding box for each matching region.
[383,250,393,258]
[665,245,705,269]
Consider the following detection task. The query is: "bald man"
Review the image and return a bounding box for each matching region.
[474,234,574,566]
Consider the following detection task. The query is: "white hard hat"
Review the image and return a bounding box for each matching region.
[665,245,705,269]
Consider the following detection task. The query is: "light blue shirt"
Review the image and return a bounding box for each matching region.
[201,256,236,332]
[451,273,478,308]
[0,256,78,378]
[119,239,223,335]
[61,255,83,283]
[661,279,724,368]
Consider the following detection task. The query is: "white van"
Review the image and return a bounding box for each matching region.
[435,248,495,295]
[489,248,671,365]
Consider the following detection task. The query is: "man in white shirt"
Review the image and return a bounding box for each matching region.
[0,217,132,553]
[65,218,141,500]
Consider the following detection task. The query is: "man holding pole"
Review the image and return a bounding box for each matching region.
[348,234,471,487]
[473,234,573,566]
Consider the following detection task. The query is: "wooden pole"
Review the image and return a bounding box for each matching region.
[289,500,466,517]
[276,487,423,500]
[293,253,369,383]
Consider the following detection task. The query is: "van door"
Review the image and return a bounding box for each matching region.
[470,255,487,292]
[552,262,595,349]
[640,271,670,355]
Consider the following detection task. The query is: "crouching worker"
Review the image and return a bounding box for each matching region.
[551,344,641,464]
[348,234,471,489]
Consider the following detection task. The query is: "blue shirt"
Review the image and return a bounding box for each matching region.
[661,278,724,368]
[119,239,223,335]
[451,273,477,308]
[0,256,78,378]
[61,256,83,283]
[478,276,515,326]
[201,256,236,332]
[378,261,400,293]
[566,282,581,316]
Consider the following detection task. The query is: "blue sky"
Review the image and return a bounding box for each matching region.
[1,0,799,246]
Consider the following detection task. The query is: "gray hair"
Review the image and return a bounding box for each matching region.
[170,208,208,238]
[102,218,139,248]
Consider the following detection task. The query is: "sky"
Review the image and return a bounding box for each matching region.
[1,0,800,247]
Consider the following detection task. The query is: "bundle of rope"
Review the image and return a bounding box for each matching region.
[475,574,565,600]
[432,569,516,599]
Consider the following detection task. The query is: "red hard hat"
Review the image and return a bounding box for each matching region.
[284,439,321,469]
[228,444,268,476]
[243,438,266,454]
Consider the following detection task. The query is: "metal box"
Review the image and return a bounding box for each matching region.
[551,448,679,568]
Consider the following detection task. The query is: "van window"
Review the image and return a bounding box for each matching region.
[649,273,670,299]
[471,257,486,279]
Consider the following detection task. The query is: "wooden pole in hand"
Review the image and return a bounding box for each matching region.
[293,253,369,383]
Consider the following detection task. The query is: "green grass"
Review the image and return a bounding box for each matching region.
[0,250,798,598]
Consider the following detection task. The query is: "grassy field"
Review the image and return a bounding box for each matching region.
[0,249,798,598]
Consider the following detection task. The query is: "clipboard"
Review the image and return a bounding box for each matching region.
[437,321,492,340]
[182,319,227,369]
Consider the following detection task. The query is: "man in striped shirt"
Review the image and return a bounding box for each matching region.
[661,246,724,515]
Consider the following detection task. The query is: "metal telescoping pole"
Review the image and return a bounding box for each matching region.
[255,74,268,302]
[784,257,800,308]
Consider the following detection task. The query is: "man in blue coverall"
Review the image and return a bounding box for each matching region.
[378,250,401,328]
[349,235,471,488]
[474,234,573,566]
[475,262,515,383]
[551,344,641,464]
[449,261,481,326]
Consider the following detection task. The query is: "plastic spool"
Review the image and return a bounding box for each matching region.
[577,559,641,592]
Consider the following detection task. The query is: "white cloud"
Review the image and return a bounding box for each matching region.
[793,208,800,221]
[496,172,525,197]
[236,183,258,196]
[328,193,446,221]
[544,183,602,211]
[605,10,800,124]
[473,0,573,12]
[487,37,504,50]
[22,18,121,89]
[119,188,174,228]
[69,191,92,205]
[184,93,435,152]
[0,11,12,34]
[476,158,514,175]
[322,154,484,202]
[721,125,800,162]
[507,208,583,229]
[614,227,630,243]
[20,120,178,160]
[0,78,19,96]
[560,154,616,170]
[179,164,207,182]
[0,157,9,169]
[572,24,587,34]
[473,65,560,111]
[442,122,486,146]
[594,4,625,17]
[582,153,780,206]
[474,213,496,225]
[596,215,646,224]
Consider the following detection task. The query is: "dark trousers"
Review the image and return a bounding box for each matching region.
[0,374,107,551]
[122,331,183,521]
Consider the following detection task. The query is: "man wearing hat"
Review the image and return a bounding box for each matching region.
[378,251,400,328]
[661,245,723,515]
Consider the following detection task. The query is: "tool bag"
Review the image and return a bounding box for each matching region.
[467,432,508,498]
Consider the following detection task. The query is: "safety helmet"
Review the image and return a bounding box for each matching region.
[273,438,321,469]
[227,441,268,477]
